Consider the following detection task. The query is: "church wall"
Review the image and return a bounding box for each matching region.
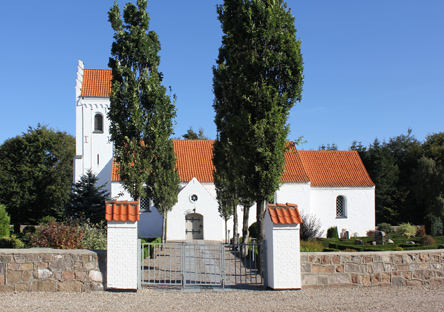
[310,187,376,237]
[74,96,113,195]
[275,183,311,216]
[168,178,223,241]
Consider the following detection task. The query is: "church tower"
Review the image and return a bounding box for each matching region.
[74,60,113,191]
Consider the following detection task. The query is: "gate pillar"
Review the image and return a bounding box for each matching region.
[105,201,140,291]
[264,203,302,289]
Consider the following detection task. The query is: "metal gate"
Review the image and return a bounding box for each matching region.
[141,241,264,289]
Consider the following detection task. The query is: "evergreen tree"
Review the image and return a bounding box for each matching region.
[67,170,110,224]
[0,125,75,224]
[213,0,304,244]
[182,127,209,140]
[0,204,10,237]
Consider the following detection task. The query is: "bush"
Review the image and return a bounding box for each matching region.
[395,246,404,251]
[28,220,83,249]
[248,222,258,239]
[0,235,24,248]
[396,223,417,241]
[300,214,324,241]
[300,240,323,252]
[416,226,426,238]
[424,214,438,236]
[0,204,10,237]
[23,226,36,234]
[326,226,338,239]
[420,235,436,246]
[39,216,57,224]
[78,220,107,250]
[140,237,162,259]
[377,223,393,234]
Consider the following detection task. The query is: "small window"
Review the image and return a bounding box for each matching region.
[140,196,151,213]
[336,195,346,218]
[94,114,103,133]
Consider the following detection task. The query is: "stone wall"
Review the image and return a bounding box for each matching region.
[301,250,444,288]
[0,249,106,292]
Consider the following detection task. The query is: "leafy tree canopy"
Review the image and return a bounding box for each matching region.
[0,125,75,224]
[182,127,209,140]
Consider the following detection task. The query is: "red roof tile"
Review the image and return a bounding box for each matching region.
[105,201,140,222]
[81,69,112,97]
[267,203,303,225]
[111,141,374,187]
[298,151,375,187]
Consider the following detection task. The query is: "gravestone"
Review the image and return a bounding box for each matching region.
[374,230,386,245]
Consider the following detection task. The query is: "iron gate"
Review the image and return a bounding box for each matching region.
[141,241,264,289]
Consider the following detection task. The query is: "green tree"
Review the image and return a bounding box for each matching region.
[415,132,444,229]
[66,170,110,224]
[108,0,168,201]
[182,127,209,140]
[0,204,10,237]
[146,140,180,244]
[318,143,338,150]
[108,0,179,243]
[213,0,304,244]
[0,125,75,224]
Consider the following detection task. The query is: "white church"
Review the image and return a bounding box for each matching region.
[74,60,376,240]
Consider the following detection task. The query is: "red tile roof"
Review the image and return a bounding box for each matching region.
[111,141,374,187]
[298,151,375,187]
[267,203,303,225]
[81,69,112,97]
[105,201,140,222]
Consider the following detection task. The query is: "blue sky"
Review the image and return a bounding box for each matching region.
[1,0,443,150]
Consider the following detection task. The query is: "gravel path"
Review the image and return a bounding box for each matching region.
[1,284,444,312]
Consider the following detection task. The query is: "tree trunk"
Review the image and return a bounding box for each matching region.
[162,212,167,245]
[256,199,265,244]
[233,204,238,244]
[241,205,250,258]
[225,218,228,243]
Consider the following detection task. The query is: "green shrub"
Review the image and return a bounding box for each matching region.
[0,204,10,237]
[28,220,83,249]
[23,226,36,234]
[424,214,438,236]
[396,223,417,241]
[38,216,57,224]
[78,220,107,250]
[326,226,338,239]
[377,223,394,234]
[395,246,404,251]
[420,235,436,246]
[300,240,323,252]
[0,235,24,248]
[248,222,258,239]
[140,237,161,259]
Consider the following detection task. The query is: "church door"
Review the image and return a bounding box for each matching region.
[185,213,203,240]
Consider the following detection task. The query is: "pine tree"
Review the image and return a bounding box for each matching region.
[67,170,110,224]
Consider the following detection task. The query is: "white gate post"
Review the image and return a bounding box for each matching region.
[105,201,140,291]
[264,203,302,289]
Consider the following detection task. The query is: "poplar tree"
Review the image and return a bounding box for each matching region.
[108,0,178,207]
[213,0,304,244]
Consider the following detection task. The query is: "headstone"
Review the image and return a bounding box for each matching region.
[374,230,386,245]
[355,239,363,245]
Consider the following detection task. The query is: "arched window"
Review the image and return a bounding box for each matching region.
[336,195,346,218]
[94,114,103,133]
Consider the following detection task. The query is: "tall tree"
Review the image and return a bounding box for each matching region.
[213,0,304,244]
[0,125,75,224]
[108,1,179,242]
[108,0,163,201]
[66,170,110,224]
